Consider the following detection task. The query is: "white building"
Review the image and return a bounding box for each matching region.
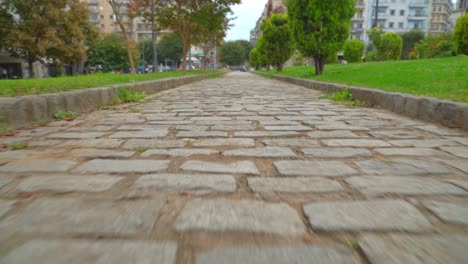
[351,0,454,45]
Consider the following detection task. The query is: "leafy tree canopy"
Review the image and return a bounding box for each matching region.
[287,0,355,75]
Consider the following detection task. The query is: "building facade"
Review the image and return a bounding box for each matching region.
[84,0,153,42]
[353,0,454,44]
[249,0,287,46]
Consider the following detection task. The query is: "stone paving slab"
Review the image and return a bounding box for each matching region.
[303,200,432,231]
[449,180,468,191]
[123,139,186,149]
[196,245,359,264]
[322,139,391,147]
[0,178,13,188]
[223,147,296,158]
[180,160,260,175]
[261,138,319,147]
[263,125,312,131]
[57,139,124,149]
[177,131,228,138]
[46,132,108,139]
[74,159,170,174]
[174,199,305,235]
[274,160,359,177]
[440,146,468,158]
[448,137,468,146]
[389,139,458,148]
[0,198,164,236]
[192,138,255,147]
[134,174,236,194]
[0,239,178,264]
[141,148,219,157]
[302,147,372,158]
[70,148,135,158]
[234,131,299,137]
[14,175,125,193]
[0,159,77,173]
[374,148,448,156]
[346,176,467,195]
[441,160,468,174]
[248,177,343,193]
[369,130,424,139]
[355,159,452,175]
[423,200,468,225]
[358,234,468,264]
[0,200,13,218]
[109,130,169,138]
[307,130,360,139]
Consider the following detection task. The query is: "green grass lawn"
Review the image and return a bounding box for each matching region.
[261,56,468,103]
[0,70,222,97]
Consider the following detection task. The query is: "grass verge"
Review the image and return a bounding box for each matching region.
[0,70,224,97]
[260,56,468,103]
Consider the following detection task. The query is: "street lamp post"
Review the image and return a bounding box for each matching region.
[151,0,158,72]
[373,0,379,28]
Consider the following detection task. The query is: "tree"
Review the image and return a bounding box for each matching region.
[256,35,272,70]
[378,33,402,60]
[139,39,153,66]
[4,0,65,77]
[343,39,364,63]
[0,2,13,49]
[108,0,138,74]
[401,30,424,59]
[156,32,183,66]
[257,14,294,72]
[249,48,260,69]
[368,27,383,52]
[453,13,468,55]
[87,34,139,72]
[234,40,252,63]
[220,41,245,66]
[48,0,98,75]
[150,0,240,70]
[287,0,355,75]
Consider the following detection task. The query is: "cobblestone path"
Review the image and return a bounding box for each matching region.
[0,72,467,263]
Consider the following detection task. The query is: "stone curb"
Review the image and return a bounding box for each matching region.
[0,74,212,129]
[254,72,468,131]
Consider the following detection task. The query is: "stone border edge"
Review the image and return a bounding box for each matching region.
[0,73,216,129]
[254,72,468,131]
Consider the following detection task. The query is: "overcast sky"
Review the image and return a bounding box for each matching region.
[226,0,266,41]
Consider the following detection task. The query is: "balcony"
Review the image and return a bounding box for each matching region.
[408,14,428,19]
[352,27,365,33]
[87,0,99,5]
[355,0,365,8]
[351,16,365,21]
[409,0,430,7]
[372,0,391,7]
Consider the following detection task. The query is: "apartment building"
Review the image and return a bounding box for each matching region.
[249,0,287,46]
[450,0,468,26]
[84,0,153,42]
[350,0,454,44]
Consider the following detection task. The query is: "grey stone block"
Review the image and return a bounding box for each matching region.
[274,160,358,177]
[303,199,432,232]
[0,240,178,264]
[174,198,305,235]
[423,200,468,225]
[359,233,468,264]
[196,245,359,264]
[248,177,343,193]
[74,159,170,174]
[15,175,125,193]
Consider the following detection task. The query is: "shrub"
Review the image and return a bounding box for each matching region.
[343,39,364,63]
[378,33,402,61]
[119,88,145,103]
[415,35,454,58]
[365,51,376,61]
[453,13,468,55]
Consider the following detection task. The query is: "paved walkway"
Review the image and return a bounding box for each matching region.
[0,72,467,263]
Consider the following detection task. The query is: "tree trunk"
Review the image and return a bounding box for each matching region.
[276,64,283,73]
[28,58,34,78]
[313,56,326,75]
[181,39,190,71]
[125,38,136,74]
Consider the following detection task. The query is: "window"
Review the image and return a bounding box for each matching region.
[100,15,104,19]
[400,10,405,15]
[389,22,394,28]
[390,9,395,15]
[109,15,113,19]
[399,22,404,28]
[100,24,104,28]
